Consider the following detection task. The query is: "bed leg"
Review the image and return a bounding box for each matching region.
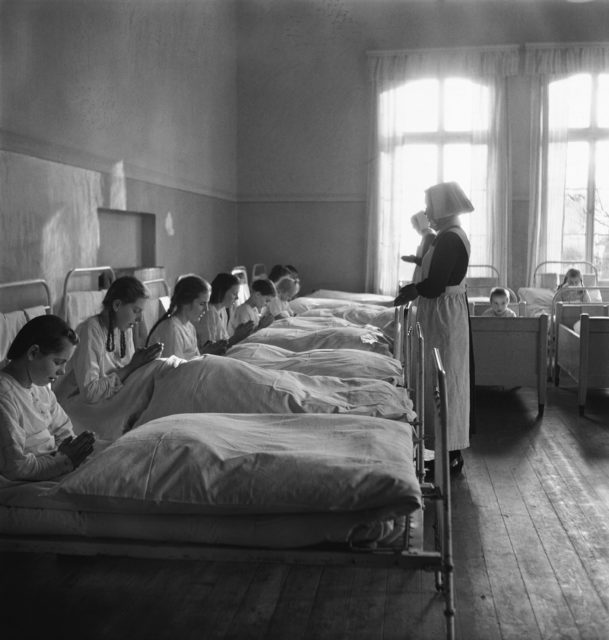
[537,404,544,417]
[578,405,585,416]
[554,370,560,386]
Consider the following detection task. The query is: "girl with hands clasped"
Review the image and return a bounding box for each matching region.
[0,315,95,481]
[195,273,255,353]
[229,278,277,335]
[55,276,171,440]
[147,274,226,359]
[57,276,163,405]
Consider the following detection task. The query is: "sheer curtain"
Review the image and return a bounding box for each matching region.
[366,46,519,295]
[525,43,609,285]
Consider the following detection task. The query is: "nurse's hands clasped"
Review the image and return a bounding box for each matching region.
[58,431,96,469]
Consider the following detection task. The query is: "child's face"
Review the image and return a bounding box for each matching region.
[27,338,76,386]
[490,295,509,316]
[185,291,210,324]
[113,297,146,331]
[252,291,274,310]
[223,285,240,308]
[566,274,582,286]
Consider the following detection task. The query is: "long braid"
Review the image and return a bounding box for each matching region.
[146,300,176,347]
[105,310,115,353]
[105,308,127,358]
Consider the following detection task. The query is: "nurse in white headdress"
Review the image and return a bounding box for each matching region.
[394,181,474,476]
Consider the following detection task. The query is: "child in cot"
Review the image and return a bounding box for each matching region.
[268,276,298,319]
[147,275,227,359]
[55,276,164,405]
[554,268,591,304]
[195,272,255,352]
[0,315,95,481]
[481,287,517,318]
[229,278,276,334]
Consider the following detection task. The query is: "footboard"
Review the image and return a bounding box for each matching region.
[556,314,609,414]
[470,315,548,415]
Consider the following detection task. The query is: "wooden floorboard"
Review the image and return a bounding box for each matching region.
[2,385,609,639]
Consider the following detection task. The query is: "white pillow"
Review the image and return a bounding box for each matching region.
[517,287,554,317]
[49,413,421,516]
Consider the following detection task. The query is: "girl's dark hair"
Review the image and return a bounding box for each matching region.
[489,287,510,301]
[268,265,291,283]
[209,273,240,305]
[251,278,277,297]
[101,276,148,357]
[561,268,583,287]
[7,315,78,360]
[285,264,299,279]
[146,275,210,346]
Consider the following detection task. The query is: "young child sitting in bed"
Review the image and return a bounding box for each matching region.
[195,272,255,352]
[0,315,95,481]
[147,274,227,359]
[554,268,591,304]
[56,276,164,405]
[481,287,517,318]
[268,276,299,319]
[229,278,276,334]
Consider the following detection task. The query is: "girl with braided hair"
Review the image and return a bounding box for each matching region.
[56,276,163,408]
[147,275,227,358]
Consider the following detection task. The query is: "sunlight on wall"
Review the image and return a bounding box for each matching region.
[109,160,127,211]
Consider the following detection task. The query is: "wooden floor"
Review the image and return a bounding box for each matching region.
[3,384,609,639]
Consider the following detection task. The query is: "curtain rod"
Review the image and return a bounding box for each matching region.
[367,44,520,58]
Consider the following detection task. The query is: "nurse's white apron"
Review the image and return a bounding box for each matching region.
[413,226,470,451]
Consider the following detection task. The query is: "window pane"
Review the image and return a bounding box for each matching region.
[396,79,439,133]
[598,74,609,128]
[444,78,489,132]
[549,74,591,130]
[594,140,609,279]
[396,145,438,282]
[546,141,589,263]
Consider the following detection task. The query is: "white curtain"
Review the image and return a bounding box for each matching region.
[525,43,609,285]
[366,46,519,295]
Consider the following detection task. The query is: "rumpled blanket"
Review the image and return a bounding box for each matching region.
[227,343,403,384]
[133,355,415,428]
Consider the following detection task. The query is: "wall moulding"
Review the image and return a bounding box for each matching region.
[0,129,236,203]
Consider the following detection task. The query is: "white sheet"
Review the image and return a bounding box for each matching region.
[133,355,414,427]
[227,343,403,384]
[241,326,392,356]
[64,291,105,329]
[308,290,395,306]
[0,310,27,363]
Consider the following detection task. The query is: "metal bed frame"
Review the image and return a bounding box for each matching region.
[533,260,598,289]
[0,278,52,314]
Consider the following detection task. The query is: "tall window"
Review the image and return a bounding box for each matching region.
[379,77,490,283]
[546,73,609,279]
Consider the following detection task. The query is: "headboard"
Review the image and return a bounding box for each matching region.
[62,266,115,329]
[0,278,52,363]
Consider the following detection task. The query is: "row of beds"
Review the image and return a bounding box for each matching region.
[467,262,609,417]
[0,267,457,639]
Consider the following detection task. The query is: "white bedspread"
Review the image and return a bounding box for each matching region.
[134,355,414,427]
[49,413,421,517]
[227,343,403,384]
[241,325,392,356]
